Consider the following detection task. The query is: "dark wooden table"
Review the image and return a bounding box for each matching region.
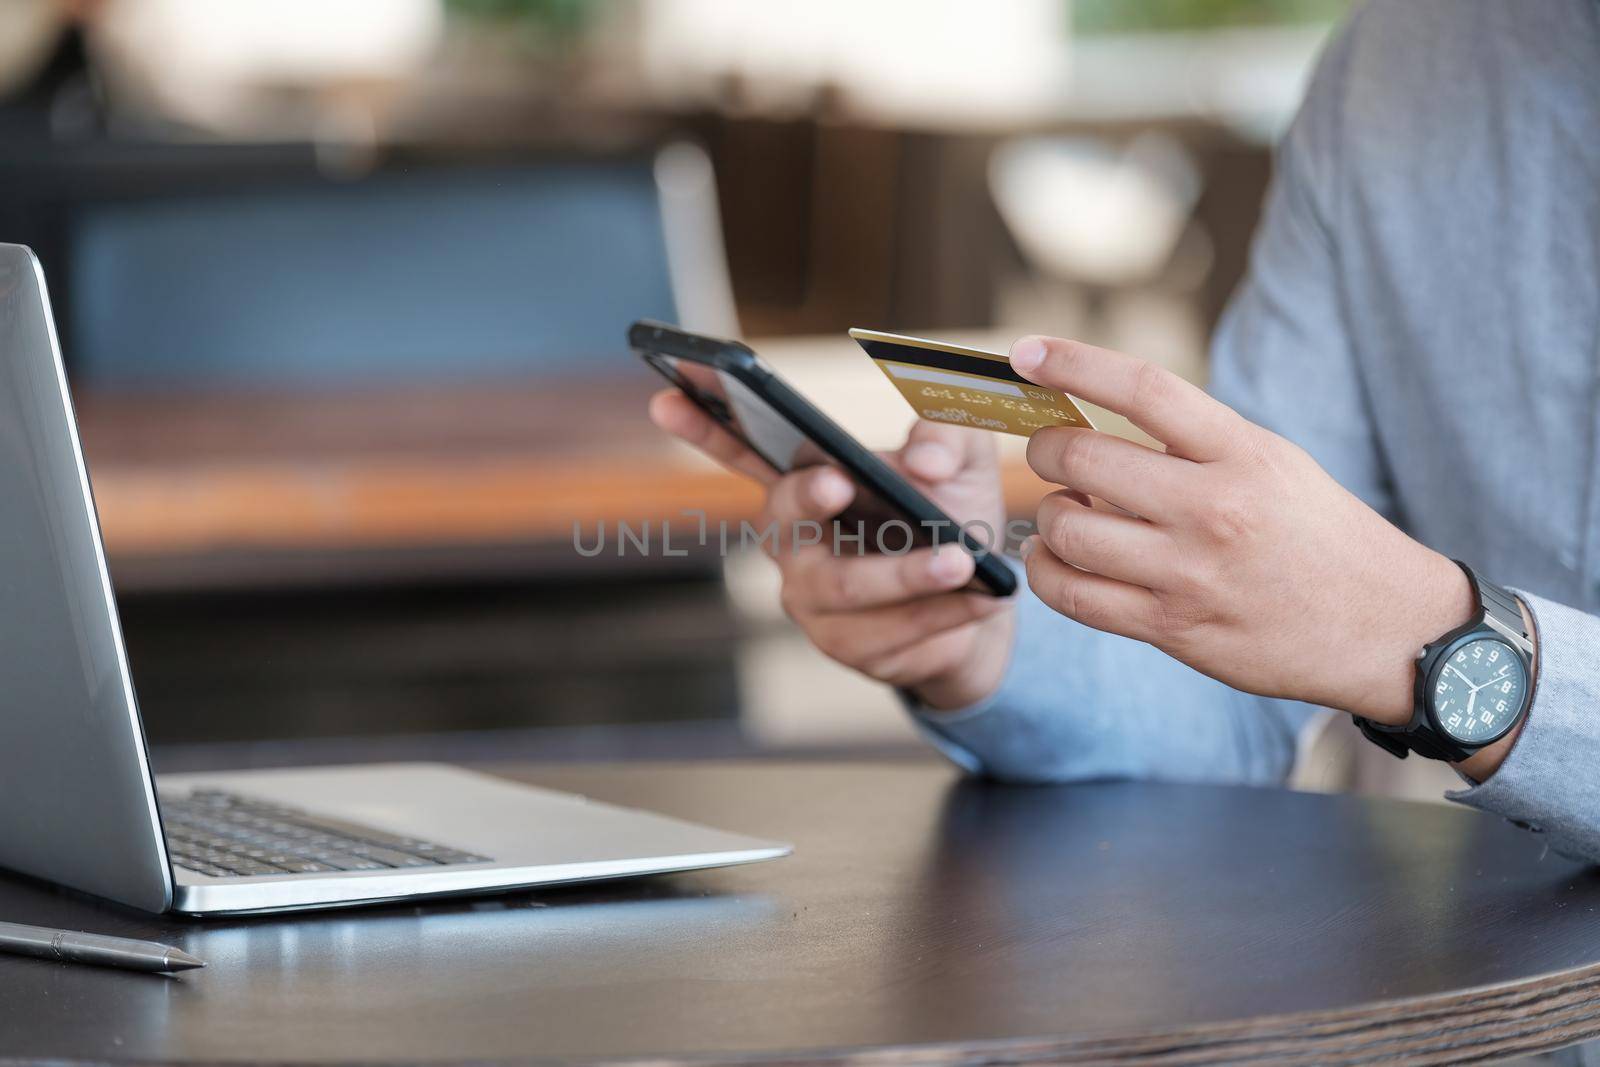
[4,761,1600,1065]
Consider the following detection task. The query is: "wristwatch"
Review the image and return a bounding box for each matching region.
[1354,561,1535,762]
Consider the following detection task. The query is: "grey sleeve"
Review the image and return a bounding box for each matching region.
[1208,9,1397,520]
[1448,593,1600,864]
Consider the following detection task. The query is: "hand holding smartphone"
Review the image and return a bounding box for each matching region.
[630,321,1016,597]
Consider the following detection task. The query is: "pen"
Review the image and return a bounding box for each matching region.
[0,921,205,974]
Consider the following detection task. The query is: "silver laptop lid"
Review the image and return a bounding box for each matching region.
[0,245,171,912]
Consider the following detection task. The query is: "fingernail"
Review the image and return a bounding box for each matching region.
[928,549,971,581]
[812,469,852,509]
[1010,337,1046,374]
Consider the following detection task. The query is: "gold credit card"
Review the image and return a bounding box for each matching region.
[849,328,1096,437]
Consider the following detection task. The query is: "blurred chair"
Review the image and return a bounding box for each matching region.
[654,141,740,342]
[44,141,749,759]
[64,143,737,390]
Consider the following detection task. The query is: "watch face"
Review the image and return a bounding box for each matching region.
[1430,637,1527,744]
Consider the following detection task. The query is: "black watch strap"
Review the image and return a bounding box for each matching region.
[1355,715,1465,762]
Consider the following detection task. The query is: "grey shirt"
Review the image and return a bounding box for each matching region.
[916,0,1600,864]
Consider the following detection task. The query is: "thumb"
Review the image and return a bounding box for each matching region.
[898,420,996,483]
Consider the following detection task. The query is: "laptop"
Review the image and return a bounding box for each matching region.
[0,244,789,915]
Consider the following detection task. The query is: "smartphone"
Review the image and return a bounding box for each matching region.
[630,320,1016,597]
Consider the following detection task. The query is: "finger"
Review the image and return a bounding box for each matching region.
[784,543,977,614]
[1022,536,1163,643]
[1035,490,1172,588]
[1025,425,1192,521]
[857,625,987,690]
[758,467,857,555]
[1009,336,1238,461]
[649,389,778,484]
[807,591,1009,665]
[897,420,996,484]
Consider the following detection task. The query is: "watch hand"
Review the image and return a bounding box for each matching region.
[1468,667,1513,693]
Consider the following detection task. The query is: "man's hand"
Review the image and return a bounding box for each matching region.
[1007,335,1507,763]
[649,390,1015,710]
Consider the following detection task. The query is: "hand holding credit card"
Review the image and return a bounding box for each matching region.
[850,328,1097,437]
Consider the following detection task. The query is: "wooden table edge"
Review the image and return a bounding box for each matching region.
[3,960,1596,1067]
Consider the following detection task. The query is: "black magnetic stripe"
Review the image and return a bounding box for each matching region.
[858,340,1033,387]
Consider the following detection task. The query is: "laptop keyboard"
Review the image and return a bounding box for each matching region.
[163,789,491,878]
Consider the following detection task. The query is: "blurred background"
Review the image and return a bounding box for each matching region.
[2,0,1369,780]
